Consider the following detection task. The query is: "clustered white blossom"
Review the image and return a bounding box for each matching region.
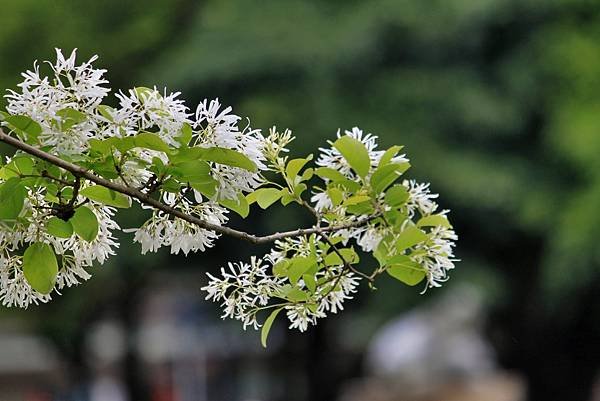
[193,99,267,200]
[202,236,360,332]
[0,180,119,307]
[312,127,458,290]
[0,49,274,307]
[202,126,458,333]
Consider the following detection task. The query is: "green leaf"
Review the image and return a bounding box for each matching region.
[327,187,344,206]
[46,217,73,238]
[395,226,428,252]
[80,186,132,208]
[0,157,36,179]
[286,156,311,180]
[279,188,295,206]
[370,162,410,193]
[69,206,99,242]
[315,167,347,182]
[134,86,155,99]
[332,135,371,178]
[177,122,193,146]
[386,255,426,286]
[134,132,171,153]
[22,242,58,294]
[384,185,409,207]
[303,273,317,293]
[172,160,218,198]
[97,105,115,122]
[343,194,371,206]
[272,260,290,277]
[198,147,257,172]
[417,214,452,228]
[88,137,132,155]
[57,107,87,125]
[379,145,404,166]
[219,193,250,218]
[255,188,282,209]
[324,248,360,266]
[0,178,26,220]
[261,307,283,348]
[287,256,317,284]
[4,115,42,139]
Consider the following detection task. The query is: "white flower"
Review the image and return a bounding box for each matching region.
[113,87,190,146]
[403,179,439,217]
[193,98,267,200]
[4,48,109,155]
[130,195,228,256]
[202,257,286,330]
[316,127,391,178]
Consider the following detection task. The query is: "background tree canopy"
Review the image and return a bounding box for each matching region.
[0,1,599,400]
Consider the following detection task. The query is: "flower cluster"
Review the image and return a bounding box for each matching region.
[311,127,458,291]
[130,192,229,256]
[202,236,360,333]
[0,49,276,306]
[0,176,119,307]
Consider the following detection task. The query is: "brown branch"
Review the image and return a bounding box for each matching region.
[0,129,377,244]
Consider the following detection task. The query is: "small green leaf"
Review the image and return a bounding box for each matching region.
[395,226,428,252]
[255,188,282,209]
[172,160,218,197]
[315,167,347,182]
[273,260,290,277]
[327,188,344,206]
[0,178,26,220]
[46,217,74,238]
[370,162,410,193]
[384,185,409,207]
[343,194,371,206]
[198,147,257,172]
[324,248,360,266]
[286,157,311,180]
[303,273,317,292]
[287,256,317,284]
[134,86,155,99]
[97,105,115,122]
[177,122,193,146]
[386,255,426,286]
[219,193,250,218]
[4,115,42,139]
[69,206,99,242]
[279,188,295,206]
[22,242,58,294]
[80,186,132,208]
[261,307,283,348]
[57,107,87,124]
[134,132,171,153]
[417,214,452,228]
[333,135,371,178]
[379,145,404,166]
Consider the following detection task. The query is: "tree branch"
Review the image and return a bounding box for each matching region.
[0,129,377,244]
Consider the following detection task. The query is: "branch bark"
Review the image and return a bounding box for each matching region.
[0,129,376,244]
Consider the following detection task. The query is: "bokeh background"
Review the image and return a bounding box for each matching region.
[1,1,599,400]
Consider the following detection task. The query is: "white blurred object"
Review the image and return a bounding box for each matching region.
[366,284,495,386]
[89,375,129,401]
[345,284,526,401]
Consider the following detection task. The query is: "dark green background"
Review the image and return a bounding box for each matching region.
[1,1,599,400]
